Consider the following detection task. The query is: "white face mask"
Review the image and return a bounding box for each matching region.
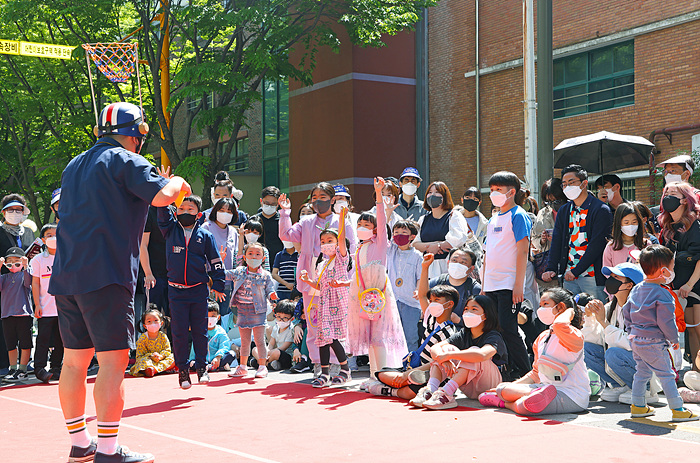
[662,267,675,285]
[45,236,57,249]
[333,200,349,214]
[217,211,233,224]
[427,302,447,318]
[489,191,508,208]
[605,188,615,201]
[320,243,336,257]
[262,204,277,216]
[282,241,294,249]
[402,183,418,196]
[563,184,583,201]
[207,317,218,330]
[665,173,683,184]
[383,196,394,205]
[145,322,161,333]
[245,232,259,243]
[4,210,23,225]
[356,226,374,241]
[276,319,291,329]
[463,312,483,328]
[537,306,557,325]
[620,224,638,237]
[247,258,263,269]
[448,262,469,280]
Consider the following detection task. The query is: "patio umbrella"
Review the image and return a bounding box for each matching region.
[553,130,654,174]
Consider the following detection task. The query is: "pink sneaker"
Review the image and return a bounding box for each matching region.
[478,392,505,408]
[522,384,557,413]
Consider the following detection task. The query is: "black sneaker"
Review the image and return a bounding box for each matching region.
[68,438,97,463]
[14,370,28,381]
[50,367,62,381]
[94,446,154,463]
[196,367,210,384]
[35,367,53,383]
[290,357,311,374]
[2,369,18,381]
[178,369,191,389]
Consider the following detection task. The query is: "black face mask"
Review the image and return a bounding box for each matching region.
[463,198,479,212]
[426,194,443,209]
[662,195,681,213]
[549,199,566,211]
[605,277,625,295]
[312,199,331,215]
[177,213,197,227]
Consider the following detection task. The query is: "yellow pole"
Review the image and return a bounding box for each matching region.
[159,6,171,169]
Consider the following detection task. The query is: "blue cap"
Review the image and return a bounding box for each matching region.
[333,184,351,197]
[602,262,644,285]
[400,167,422,181]
[51,188,61,206]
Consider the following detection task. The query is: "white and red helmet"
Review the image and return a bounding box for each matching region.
[94,102,149,138]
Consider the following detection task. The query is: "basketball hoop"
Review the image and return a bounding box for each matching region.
[81,42,144,127]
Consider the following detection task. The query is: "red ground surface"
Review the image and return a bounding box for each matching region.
[1,373,698,462]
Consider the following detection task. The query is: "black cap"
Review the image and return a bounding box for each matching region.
[5,247,25,258]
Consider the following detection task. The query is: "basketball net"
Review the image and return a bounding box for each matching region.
[81,42,144,127]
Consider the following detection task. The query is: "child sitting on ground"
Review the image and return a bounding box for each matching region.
[479,287,590,415]
[0,247,32,381]
[30,223,63,383]
[252,300,296,371]
[189,301,234,372]
[623,245,699,422]
[410,295,506,409]
[130,305,175,377]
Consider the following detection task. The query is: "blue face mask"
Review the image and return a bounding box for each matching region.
[247,258,263,269]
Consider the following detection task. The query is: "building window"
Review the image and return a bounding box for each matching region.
[621,179,636,201]
[553,41,634,119]
[187,93,214,112]
[226,137,249,172]
[262,78,289,190]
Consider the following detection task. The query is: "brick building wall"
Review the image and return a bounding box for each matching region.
[428,0,700,211]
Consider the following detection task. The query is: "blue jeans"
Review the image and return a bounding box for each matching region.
[564,275,606,302]
[630,337,681,409]
[396,300,421,352]
[584,342,635,387]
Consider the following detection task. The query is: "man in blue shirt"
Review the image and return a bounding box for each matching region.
[49,102,191,463]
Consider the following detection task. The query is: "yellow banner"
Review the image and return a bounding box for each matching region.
[0,39,20,55]
[19,41,75,60]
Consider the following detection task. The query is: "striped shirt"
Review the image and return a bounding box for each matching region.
[418,315,456,365]
[273,249,298,300]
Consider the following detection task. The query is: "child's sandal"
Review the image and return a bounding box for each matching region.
[311,374,330,388]
[331,370,351,385]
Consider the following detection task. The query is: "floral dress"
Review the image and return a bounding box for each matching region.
[129,331,175,376]
[316,247,350,347]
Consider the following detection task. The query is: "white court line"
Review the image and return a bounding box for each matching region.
[0,395,281,463]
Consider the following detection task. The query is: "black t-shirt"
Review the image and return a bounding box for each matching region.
[144,206,168,278]
[446,328,508,366]
[429,274,481,319]
[253,210,283,259]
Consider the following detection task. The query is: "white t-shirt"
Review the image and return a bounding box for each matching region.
[483,206,532,292]
[30,251,57,317]
[271,324,295,354]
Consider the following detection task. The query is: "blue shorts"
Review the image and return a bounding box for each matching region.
[56,284,135,352]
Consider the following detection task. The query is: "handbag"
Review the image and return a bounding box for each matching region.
[402,321,453,369]
[531,250,550,280]
[355,245,387,321]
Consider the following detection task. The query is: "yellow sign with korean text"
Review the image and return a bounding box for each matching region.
[0,40,74,60]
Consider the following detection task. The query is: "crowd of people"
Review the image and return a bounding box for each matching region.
[2,103,700,462]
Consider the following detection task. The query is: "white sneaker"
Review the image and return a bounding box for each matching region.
[269,360,281,371]
[368,380,393,396]
[619,388,660,405]
[408,386,433,408]
[359,379,371,392]
[255,365,268,378]
[600,385,630,402]
[422,388,458,410]
[228,365,247,377]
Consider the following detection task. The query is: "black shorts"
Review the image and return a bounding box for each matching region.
[2,316,33,350]
[56,284,135,352]
[277,350,292,370]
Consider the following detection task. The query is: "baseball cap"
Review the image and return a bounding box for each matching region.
[333,184,351,198]
[2,200,30,215]
[51,188,61,206]
[400,167,422,181]
[5,247,25,258]
[601,262,644,285]
[656,155,694,175]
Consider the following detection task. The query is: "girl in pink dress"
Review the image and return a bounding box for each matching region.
[348,178,409,387]
[300,208,353,387]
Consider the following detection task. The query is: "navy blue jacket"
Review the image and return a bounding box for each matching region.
[158,207,225,293]
[546,192,612,286]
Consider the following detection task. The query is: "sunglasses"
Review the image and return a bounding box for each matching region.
[5,262,22,269]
